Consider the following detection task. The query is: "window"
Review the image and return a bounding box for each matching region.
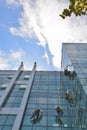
[24,75,30,80]
[8,75,13,79]
[20,85,27,89]
[1,84,8,89]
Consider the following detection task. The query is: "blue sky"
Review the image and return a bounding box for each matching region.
[0,0,87,71]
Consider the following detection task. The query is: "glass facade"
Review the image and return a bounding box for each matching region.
[17,71,31,81]
[61,43,87,84]
[0,74,14,90]
[3,84,26,107]
[0,115,16,130]
[20,70,87,130]
[0,43,87,130]
[21,71,61,130]
[61,43,87,130]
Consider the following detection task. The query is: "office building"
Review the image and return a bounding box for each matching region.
[0,43,87,130]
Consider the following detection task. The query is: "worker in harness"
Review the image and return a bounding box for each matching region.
[66,90,74,106]
[30,108,43,124]
[64,65,77,80]
[55,106,63,125]
[55,106,64,117]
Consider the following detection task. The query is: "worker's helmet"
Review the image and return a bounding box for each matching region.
[55,106,59,109]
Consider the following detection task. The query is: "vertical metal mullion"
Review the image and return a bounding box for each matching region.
[12,62,36,130]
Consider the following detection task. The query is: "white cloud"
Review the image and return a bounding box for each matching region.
[0,58,9,69]
[6,0,87,69]
[42,51,49,65]
[9,49,24,59]
[0,49,24,69]
[6,0,20,7]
